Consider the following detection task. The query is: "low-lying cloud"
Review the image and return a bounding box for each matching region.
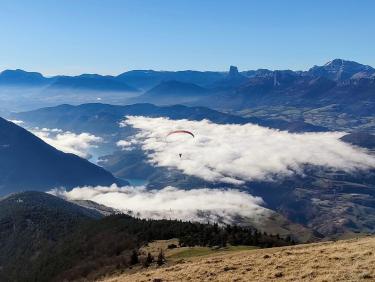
[116,139,137,151]
[8,119,24,125]
[120,116,375,184]
[31,127,102,159]
[50,185,268,224]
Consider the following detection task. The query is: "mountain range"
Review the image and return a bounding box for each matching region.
[0,69,137,92]
[116,69,225,90]
[1,59,373,95]
[45,74,137,93]
[309,59,375,81]
[2,59,375,134]
[11,103,327,136]
[127,80,211,104]
[198,65,375,111]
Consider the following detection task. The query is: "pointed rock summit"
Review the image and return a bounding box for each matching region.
[228,65,240,77]
[209,65,248,88]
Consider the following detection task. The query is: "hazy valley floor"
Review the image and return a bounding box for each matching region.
[102,236,375,282]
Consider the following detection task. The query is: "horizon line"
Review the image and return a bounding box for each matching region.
[0,58,372,78]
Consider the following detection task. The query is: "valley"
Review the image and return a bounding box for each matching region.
[2,2,375,281]
[0,59,375,281]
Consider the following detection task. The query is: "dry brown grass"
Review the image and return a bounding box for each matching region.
[101,236,375,282]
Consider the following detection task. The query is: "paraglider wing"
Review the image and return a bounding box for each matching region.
[167,130,195,138]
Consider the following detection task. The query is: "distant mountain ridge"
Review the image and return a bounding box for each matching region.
[12,102,328,135]
[189,61,375,133]
[0,70,138,93]
[209,65,249,89]
[127,80,211,104]
[116,69,226,90]
[1,59,373,90]
[0,69,49,86]
[46,74,138,92]
[308,59,375,81]
[3,59,375,131]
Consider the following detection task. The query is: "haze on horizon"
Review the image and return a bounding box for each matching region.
[0,0,374,76]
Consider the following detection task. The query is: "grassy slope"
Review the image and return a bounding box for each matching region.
[139,239,259,260]
[102,236,375,282]
[168,245,259,260]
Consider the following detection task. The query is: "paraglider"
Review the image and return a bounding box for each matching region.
[166,130,195,158]
[167,130,195,138]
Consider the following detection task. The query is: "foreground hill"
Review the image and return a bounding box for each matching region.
[0,191,102,281]
[0,191,292,282]
[0,117,121,195]
[102,236,375,282]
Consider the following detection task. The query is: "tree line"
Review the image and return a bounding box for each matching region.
[28,214,295,281]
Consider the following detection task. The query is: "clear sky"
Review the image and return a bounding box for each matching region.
[0,0,374,75]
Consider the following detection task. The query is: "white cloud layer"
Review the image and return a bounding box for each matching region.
[116,139,137,151]
[50,185,268,224]
[31,127,102,159]
[8,119,24,125]
[121,116,375,184]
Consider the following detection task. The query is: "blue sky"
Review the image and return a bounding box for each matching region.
[0,0,374,75]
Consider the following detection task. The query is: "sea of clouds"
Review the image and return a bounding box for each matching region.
[8,120,102,159]
[18,115,375,225]
[31,127,102,159]
[119,116,375,184]
[50,185,269,224]
[14,116,375,185]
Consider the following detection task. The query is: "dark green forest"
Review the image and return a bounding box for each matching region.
[0,192,294,282]
[31,215,294,282]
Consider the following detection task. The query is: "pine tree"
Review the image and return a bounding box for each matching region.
[157,249,165,266]
[130,250,139,265]
[143,252,154,267]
